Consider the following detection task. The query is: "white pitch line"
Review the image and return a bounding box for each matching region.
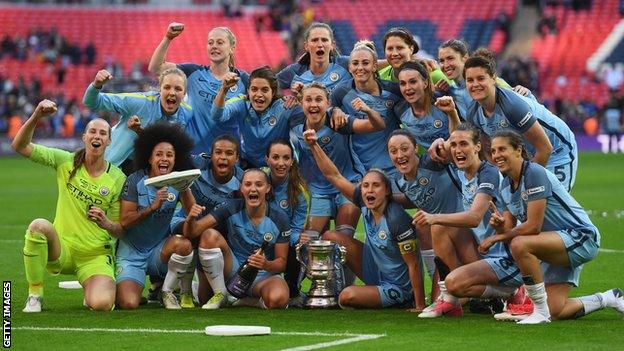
[599,248,624,253]
[280,334,385,351]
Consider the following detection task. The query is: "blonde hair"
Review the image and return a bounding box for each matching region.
[158,67,187,89]
[351,39,378,61]
[210,27,237,68]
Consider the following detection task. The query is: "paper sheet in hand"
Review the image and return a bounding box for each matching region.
[144,169,201,191]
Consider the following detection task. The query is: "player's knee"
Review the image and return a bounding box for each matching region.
[28,218,53,238]
[87,296,115,311]
[264,289,288,309]
[338,287,357,307]
[172,235,193,255]
[199,229,221,248]
[510,237,529,257]
[444,274,463,296]
[116,296,140,310]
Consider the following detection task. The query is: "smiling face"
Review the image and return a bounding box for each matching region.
[149,142,175,177]
[385,35,413,70]
[449,130,480,170]
[490,136,523,175]
[398,69,428,105]
[207,28,234,64]
[159,74,186,115]
[83,119,111,157]
[387,134,418,176]
[349,49,377,85]
[438,47,467,81]
[360,172,390,212]
[301,87,329,125]
[249,77,274,112]
[304,27,334,66]
[240,170,271,209]
[465,66,497,102]
[266,143,293,180]
[211,139,238,179]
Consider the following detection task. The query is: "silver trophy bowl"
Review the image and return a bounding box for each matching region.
[296,240,346,308]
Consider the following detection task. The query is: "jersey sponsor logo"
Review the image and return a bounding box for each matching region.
[99,186,110,196]
[279,199,289,209]
[478,183,494,190]
[329,72,339,82]
[66,182,104,206]
[396,228,414,241]
[268,116,277,126]
[320,136,331,144]
[166,193,176,202]
[433,119,443,128]
[518,112,532,127]
[499,119,509,128]
[418,177,429,186]
[378,230,387,240]
[263,232,274,242]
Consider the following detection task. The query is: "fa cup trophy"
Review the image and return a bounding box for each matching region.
[296,239,346,308]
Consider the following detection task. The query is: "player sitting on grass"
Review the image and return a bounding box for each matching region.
[479,130,624,324]
[304,128,426,311]
[414,123,525,318]
[185,169,291,310]
[116,122,197,310]
[13,99,125,313]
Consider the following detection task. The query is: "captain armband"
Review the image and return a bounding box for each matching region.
[398,239,418,254]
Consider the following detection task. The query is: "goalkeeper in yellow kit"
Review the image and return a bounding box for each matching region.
[12,99,126,312]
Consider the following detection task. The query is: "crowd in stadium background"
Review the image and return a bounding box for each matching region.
[0,0,623,145]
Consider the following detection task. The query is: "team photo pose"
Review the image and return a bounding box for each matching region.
[331,41,402,178]
[83,68,192,173]
[277,22,351,94]
[13,100,125,313]
[265,140,309,302]
[212,66,304,168]
[394,61,460,149]
[478,130,624,324]
[387,129,465,303]
[457,56,578,190]
[291,82,385,238]
[168,134,242,305]
[149,23,249,154]
[378,27,419,82]
[304,128,426,310]
[185,169,291,310]
[116,123,196,310]
[415,124,524,318]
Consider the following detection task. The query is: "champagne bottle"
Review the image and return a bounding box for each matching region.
[226,238,270,298]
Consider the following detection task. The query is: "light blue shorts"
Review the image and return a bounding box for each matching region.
[542,227,599,287]
[483,255,523,287]
[309,192,354,217]
[115,239,168,287]
[548,157,578,192]
[361,247,413,308]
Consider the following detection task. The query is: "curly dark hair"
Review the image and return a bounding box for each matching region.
[133,122,195,172]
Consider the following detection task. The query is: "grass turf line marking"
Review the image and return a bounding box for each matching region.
[280,334,384,351]
[599,248,624,253]
[14,326,385,350]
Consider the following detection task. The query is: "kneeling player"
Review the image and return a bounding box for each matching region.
[14,100,125,312]
[116,123,196,310]
[185,169,290,310]
[479,131,624,323]
[304,129,426,310]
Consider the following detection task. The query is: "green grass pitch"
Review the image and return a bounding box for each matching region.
[1,153,624,350]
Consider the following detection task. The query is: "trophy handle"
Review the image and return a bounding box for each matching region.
[338,245,347,264]
[295,243,306,270]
